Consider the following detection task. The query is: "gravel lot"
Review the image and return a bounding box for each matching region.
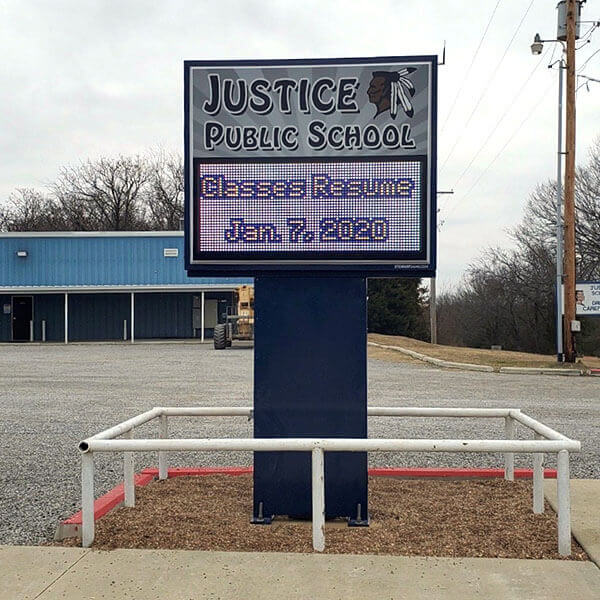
[0,342,598,545]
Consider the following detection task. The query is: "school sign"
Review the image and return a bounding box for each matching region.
[184,56,437,276]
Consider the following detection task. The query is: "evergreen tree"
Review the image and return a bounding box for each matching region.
[367,278,428,340]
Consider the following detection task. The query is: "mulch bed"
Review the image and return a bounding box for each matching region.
[59,475,588,560]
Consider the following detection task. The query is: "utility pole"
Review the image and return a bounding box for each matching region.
[563,0,577,362]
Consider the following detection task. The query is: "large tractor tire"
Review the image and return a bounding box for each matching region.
[213,324,227,350]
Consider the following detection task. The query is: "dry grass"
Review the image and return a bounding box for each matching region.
[58,475,588,560]
[369,333,594,370]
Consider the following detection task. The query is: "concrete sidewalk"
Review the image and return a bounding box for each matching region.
[3,479,600,600]
[2,546,600,600]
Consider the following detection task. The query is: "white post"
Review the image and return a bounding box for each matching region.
[130,292,135,344]
[64,293,68,344]
[311,447,325,552]
[201,291,205,343]
[556,58,564,360]
[81,452,94,548]
[533,433,545,514]
[123,320,127,341]
[124,429,135,507]
[504,416,515,481]
[42,320,46,342]
[158,415,168,480]
[557,449,571,556]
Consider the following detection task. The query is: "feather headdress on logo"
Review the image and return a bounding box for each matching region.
[371,68,417,118]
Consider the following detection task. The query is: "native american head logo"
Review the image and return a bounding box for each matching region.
[367,68,416,119]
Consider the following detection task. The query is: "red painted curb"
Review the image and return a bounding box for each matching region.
[369,467,558,479]
[61,466,559,528]
[64,472,154,525]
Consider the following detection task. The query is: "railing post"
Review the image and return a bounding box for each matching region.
[311,447,325,552]
[81,452,95,548]
[557,449,571,556]
[124,429,135,507]
[504,416,515,481]
[158,414,168,480]
[533,433,544,514]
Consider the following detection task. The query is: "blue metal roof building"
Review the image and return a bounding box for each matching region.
[0,232,251,342]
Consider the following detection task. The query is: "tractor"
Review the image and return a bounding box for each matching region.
[213,285,254,349]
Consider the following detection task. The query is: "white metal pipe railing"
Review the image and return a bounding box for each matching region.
[504,416,516,481]
[78,406,580,557]
[81,453,94,548]
[158,414,168,480]
[557,449,571,556]
[159,407,253,417]
[155,407,518,419]
[311,448,325,552]
[123,429,135,508]
[81,437,580,454]
[368,407,516,417]
[84,407,161,443]
[533,433,545,514]
[509,410,568,441]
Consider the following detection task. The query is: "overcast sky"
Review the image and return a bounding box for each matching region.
[1,0,599,289]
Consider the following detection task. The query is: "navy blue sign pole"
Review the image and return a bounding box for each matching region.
[252,277,368,523]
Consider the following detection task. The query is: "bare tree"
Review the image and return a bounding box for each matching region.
[51,156,150,231]
[146,151,184,230]
[439,138,600,354]
[3,188,65,231]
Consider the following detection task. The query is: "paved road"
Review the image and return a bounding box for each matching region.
[0,342,598,545]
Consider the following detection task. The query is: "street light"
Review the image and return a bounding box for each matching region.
[530,36,565,361]
[531,32,565,361]
[531,34,544,55]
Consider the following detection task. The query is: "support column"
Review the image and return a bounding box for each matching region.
[130,292,135,344]
[201,291,205,343]
[253,277,367,523]
[64,293,68,344]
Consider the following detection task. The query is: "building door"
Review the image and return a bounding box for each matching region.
[12,296,33,341]
[204,299,218,329]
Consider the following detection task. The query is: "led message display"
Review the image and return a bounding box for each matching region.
[196,160,423,257]
[185,56,437,274]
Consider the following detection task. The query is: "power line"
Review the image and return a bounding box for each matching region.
[444,46,549,200]
[440,78,555,224]
[440,0,503,135]
[576,72,600,91]
[578,46,600,72]
[575,22,599,49]
[439,0,537,173]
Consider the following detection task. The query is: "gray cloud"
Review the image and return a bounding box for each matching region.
[1,0,599,286]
